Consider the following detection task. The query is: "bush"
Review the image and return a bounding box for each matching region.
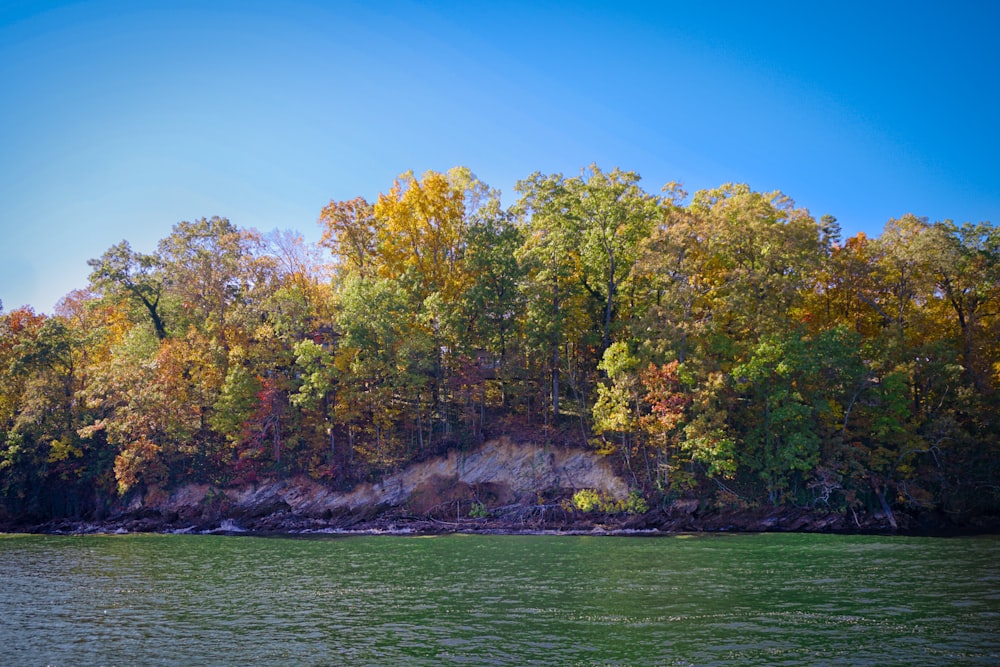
[621,489,650,515]
[572,489,602,512]
[572,488,648,515]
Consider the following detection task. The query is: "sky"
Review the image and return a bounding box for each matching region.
[1,0,998,314]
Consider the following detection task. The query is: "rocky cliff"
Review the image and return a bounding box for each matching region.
[123,437,629,532]
[14,437,991,536]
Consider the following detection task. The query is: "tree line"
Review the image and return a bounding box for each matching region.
[2,165,998,524]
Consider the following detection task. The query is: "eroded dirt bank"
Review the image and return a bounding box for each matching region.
[8,437,998,536]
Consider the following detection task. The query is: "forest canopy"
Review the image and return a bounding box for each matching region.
[2,165,998,523]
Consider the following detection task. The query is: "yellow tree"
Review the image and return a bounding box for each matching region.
[373,167,480,303]
[372,168,491,431]
[872,214,933,338]
[804,232,885,337]
[638,196,717,365]
[687,184,822,346]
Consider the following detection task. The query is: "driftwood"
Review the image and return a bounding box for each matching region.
[491,503,568,525]
[418,501,570,529]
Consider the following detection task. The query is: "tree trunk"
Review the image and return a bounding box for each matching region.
[876,486,898,531]
[417,397,425,452]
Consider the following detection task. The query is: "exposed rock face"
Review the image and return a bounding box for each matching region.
[22,436,979,535]
[141,437,628,521]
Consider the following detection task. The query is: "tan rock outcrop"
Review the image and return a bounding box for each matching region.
[142,437,628,519]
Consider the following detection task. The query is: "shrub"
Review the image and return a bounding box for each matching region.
[620,489,649,515]
[572,489,602,512]
[572,488,648,515]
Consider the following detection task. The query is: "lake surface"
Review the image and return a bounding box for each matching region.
[1,532,997,666]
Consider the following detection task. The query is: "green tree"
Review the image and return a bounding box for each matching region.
[460,196,526,368]
[318,196,378,279]
[88,241,168,340]
[515,172,589,418]
[333,275,434,466]
[731,327,874,505]
[565,165,660,352]
[156,216,256,350]
[592,341,643,479]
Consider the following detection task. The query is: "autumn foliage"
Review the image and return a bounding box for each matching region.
[1,167,998,524]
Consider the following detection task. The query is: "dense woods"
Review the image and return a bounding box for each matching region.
[2,165,999,525]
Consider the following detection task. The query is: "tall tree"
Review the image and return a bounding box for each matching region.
[459,195,526,368]
[515,172,585,418]
[156,216,254,350]
[567,165,660,352]
[373,168,475,302]
[318,197,378,279]
[88,241,167,340]
[871,214,933,353]
[924,220,1000,392]
[688,184,822,344]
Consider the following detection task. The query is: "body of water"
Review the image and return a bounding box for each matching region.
[1,532,998,666]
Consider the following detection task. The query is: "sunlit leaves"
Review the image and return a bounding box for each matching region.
[373,168,472,302]
[319,196,377,279]
[2,164,999,521]
[87,241,167,340]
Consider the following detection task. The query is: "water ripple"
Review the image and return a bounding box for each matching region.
[0,533,998,666]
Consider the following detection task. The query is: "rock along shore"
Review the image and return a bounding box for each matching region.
[4,437,997,537]
[10,503,995,538]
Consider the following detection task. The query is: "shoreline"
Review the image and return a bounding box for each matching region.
[5,439,998,540]
[6,504,998,538]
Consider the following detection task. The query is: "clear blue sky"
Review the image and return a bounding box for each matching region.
[2,0,998,313]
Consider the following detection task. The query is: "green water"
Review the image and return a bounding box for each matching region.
[1,533,997,666]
